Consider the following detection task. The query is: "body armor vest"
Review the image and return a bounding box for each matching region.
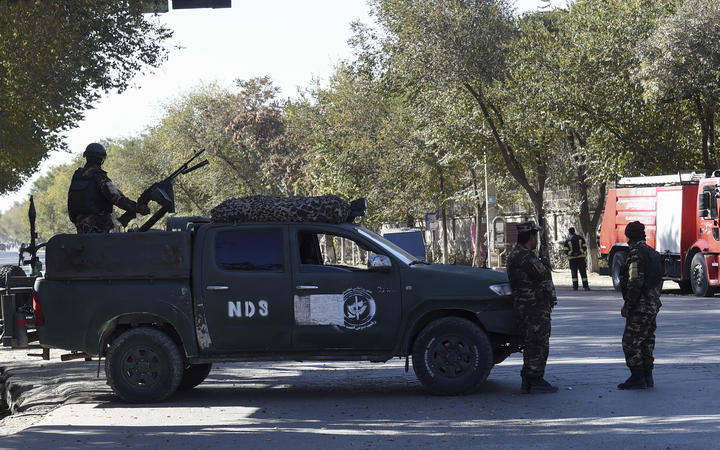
[67,168,113,220]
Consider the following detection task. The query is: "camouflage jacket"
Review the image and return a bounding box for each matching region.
[507,243,557,309]
[620,240,662,311]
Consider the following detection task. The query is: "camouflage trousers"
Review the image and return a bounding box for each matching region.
[516,304,552,378]
[73,214,114,233]
[622,305,659,369]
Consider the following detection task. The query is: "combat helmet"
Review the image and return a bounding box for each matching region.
[83,143,107,160]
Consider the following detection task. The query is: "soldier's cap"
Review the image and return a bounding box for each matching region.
[517,221,541,233]
[625,221,646,240]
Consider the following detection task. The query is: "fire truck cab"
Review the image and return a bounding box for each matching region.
[599,171,720,297]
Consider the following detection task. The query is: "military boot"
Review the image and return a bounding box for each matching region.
[644,367,654,388]
[521,376,558,394]
[617,367,648,390]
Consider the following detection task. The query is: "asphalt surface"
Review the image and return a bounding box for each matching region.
[1,272,719,449]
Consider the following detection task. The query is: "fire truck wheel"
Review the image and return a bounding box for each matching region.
[611,251,627,291]
[691,253,714,297]
[0,265,26,288]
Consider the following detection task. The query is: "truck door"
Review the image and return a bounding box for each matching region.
[291,226,402,351]
[200,225,292,352]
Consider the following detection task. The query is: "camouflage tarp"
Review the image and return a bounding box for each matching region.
[210,195,355,224]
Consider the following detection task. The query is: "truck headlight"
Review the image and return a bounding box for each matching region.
[489,283,512,296]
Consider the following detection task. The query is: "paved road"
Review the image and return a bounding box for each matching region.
[2,285,720,449]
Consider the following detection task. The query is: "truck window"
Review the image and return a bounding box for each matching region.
[215,229,284,271]
[297,231,372,271]
[704,187,718,219]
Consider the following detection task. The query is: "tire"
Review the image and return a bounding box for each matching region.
[0,265,26,288]
[611,251,627,291]
[178,363,212,391]
[105,327,184,403]
[690,253,714,297]
[411,317,493,395]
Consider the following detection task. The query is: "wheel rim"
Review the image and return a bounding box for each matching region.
[120,345,163,388]
[692,262,705,291]
[427,335,476,378]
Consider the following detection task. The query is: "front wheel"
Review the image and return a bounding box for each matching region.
[105,327,184,403]
[691,253,714,297]
[411,317,493,395]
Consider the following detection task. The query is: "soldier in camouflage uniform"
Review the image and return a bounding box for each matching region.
[618,221,662,390]
[506,221,559,394]
[67,143,150,233]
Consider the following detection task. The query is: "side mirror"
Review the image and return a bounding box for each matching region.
[368,254,392,272]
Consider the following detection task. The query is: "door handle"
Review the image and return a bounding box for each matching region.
[206,285,229,291]
[296,285,319,290]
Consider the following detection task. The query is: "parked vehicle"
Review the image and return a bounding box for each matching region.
[33,218,521,403]
[599,171,720,296]
[381,227,426,261]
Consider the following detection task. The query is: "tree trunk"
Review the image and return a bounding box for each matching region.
[695,96,712,176]
[531,194,549,264]
[569,130,606,273]
[470,167,486,267]
[463,82,549,265]
[439,171,449,264]
[578,181,607,273]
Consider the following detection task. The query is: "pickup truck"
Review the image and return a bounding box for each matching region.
[34,218,520,402]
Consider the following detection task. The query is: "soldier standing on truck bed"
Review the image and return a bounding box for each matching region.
[67,143,150,233]
[618,221,663,390]
[506,221,559,394]
[564,227,590,291]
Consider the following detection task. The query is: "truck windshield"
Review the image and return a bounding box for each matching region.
[355,227,415,265]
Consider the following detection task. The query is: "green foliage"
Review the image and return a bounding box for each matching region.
[636,0,720,173]
[0,0,173,194]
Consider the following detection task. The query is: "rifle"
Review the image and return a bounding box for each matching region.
[118,149,208,232]
[18,196,46,276]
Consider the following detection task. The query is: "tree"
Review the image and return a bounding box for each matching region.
[636,0,720,175]
[0,0,173,194]
[370,0,562,259]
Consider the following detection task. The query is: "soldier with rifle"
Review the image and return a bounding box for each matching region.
[67,143,150,233]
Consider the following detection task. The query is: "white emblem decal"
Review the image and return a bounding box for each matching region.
[343,287,376,330]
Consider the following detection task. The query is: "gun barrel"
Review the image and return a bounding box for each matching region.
[182,159,209,174]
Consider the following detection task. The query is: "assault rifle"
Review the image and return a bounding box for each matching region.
[119,149,208,232]
[18,196,46,276]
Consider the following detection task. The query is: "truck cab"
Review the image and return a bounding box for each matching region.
[599,171,720,296]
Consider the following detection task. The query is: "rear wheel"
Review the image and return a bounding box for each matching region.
[178,363,212,391]
[691,253,714,297]
[411,317,493,395]
[611,251,627,291]
[105,327,184,403]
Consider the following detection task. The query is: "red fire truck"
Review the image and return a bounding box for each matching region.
[599,171,720,297]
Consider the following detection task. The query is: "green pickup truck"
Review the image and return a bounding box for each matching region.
[34,218,520,402]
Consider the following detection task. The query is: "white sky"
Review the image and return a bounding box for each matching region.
[0,0,560,213]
